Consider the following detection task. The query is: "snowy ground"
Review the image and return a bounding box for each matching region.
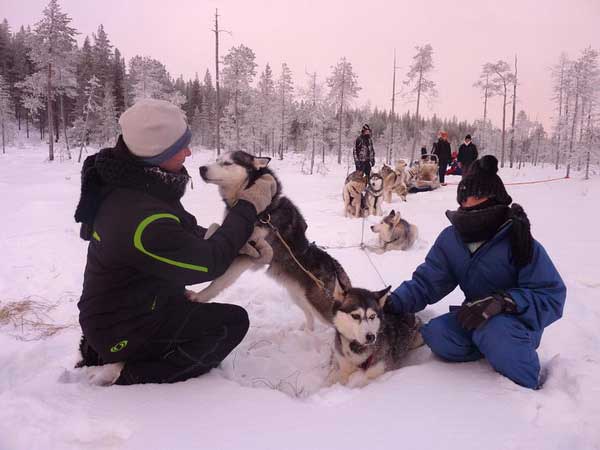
[1,142,599,450]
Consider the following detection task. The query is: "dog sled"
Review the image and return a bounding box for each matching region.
[407,154,441,193]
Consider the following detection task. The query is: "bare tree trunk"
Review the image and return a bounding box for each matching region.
[26,110,29,139]
[47,63,54,161]
[214,9,221,155]
[500,84,507,168]
[482,75,489,150]
[280,85,285,160]
[566,72,580,178]
[388,51,396,164]
[509,55,518,168]
[337,60,346,165]
[410,70,423,164]
[2,120,5,153]
[59,91,71,159]
[234,89,239,151]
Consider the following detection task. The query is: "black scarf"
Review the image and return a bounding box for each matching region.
[74,136,190,240]
[446,200,534,267]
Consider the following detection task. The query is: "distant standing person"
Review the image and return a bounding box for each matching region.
[432,131,451,186]
[354,124,375,178]
[458,134,479,175]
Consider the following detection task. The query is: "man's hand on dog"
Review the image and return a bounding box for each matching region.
[238,174,277,214]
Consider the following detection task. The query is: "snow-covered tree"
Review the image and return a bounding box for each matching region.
[327,57,360,164]
[221,45,257,151]
[95,83,119,146]
[277,62,294,159]
[129,56,170,102]
[404,44,437,163]
[474,64,498,151]
[73,75,100,162]
[0,74,15,153]
[27,0,78,160]
[486,60,514,167]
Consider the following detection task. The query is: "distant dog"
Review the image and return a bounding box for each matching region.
[190,151,352,331]
[363,173,384,216]
[380,164,408,203]
[343,170,367,218]
[370,210,418,252]
[329,283,423,387]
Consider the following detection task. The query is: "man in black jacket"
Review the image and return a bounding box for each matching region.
[354,124,375,177]
[458,134,478,175]
[74,99,276,385]
[432,131,452,185]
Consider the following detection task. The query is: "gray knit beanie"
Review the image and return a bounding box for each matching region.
[118,99,192,165]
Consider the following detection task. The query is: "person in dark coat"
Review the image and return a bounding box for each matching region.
[458,134,479,175]
[74,99,276,385]
[354,124,375,177]
[420,146,428,161]
[386,155,566,389]
[432,131,452,185]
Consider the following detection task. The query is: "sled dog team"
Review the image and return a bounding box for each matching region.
[75,101,566,391]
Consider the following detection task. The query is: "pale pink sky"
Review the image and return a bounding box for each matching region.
[4,0,600,130]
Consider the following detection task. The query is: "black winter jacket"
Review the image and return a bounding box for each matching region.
[458,142,478,167]
[432,138,452,165]
[75,138,255,361]
[354,135,375,164]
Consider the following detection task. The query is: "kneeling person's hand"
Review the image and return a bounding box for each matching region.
[457,293,516,330]
[238,174,277,214]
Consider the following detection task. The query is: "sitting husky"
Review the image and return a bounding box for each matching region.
[189,151,352,331]
[380,164,408,203]
[342,170,367,218]
[329,282,423,387]
[370,210,418,252]
[363,173,384,216]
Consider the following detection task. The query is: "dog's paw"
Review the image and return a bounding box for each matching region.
[347,370,369,388]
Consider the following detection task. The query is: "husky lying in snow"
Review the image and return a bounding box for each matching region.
[329,282,423,387]
[342,171,385,218]
[189,151,352,331]
[370,210,418,252]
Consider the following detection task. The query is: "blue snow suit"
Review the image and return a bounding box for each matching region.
[388,222,566,389]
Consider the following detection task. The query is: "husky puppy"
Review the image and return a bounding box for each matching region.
[343,170,367,218]
[190,151,352,331]
[363,173,384,217]
[370,210,418,252]
[329,283,423,387]
[380,164,408,203]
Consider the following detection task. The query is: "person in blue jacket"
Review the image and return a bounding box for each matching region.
[387,155,566,389]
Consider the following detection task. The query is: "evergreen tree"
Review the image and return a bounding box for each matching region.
[92,24,113,90]
[112,48,126,114]
[276,63,293,159]
[327,57,360,164]
[27,0,78,160]
[0,74,14,153]
[95,82,118,145]
[221,45,257,150]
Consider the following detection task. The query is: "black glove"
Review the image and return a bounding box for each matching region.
[456,293,517,330]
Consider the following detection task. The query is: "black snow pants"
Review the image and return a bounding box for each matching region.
[438,161,448,184]
[115,302,249,385]
[355,161,372,178]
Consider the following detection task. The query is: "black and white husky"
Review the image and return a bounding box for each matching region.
[330,283,423,387]
[190,151,352,331]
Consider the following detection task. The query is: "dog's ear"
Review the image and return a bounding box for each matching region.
[333,277,346,302]
[253,157,271,169]
[389,209,395,217]
[376,286,392,309]
[333,299,343,311]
